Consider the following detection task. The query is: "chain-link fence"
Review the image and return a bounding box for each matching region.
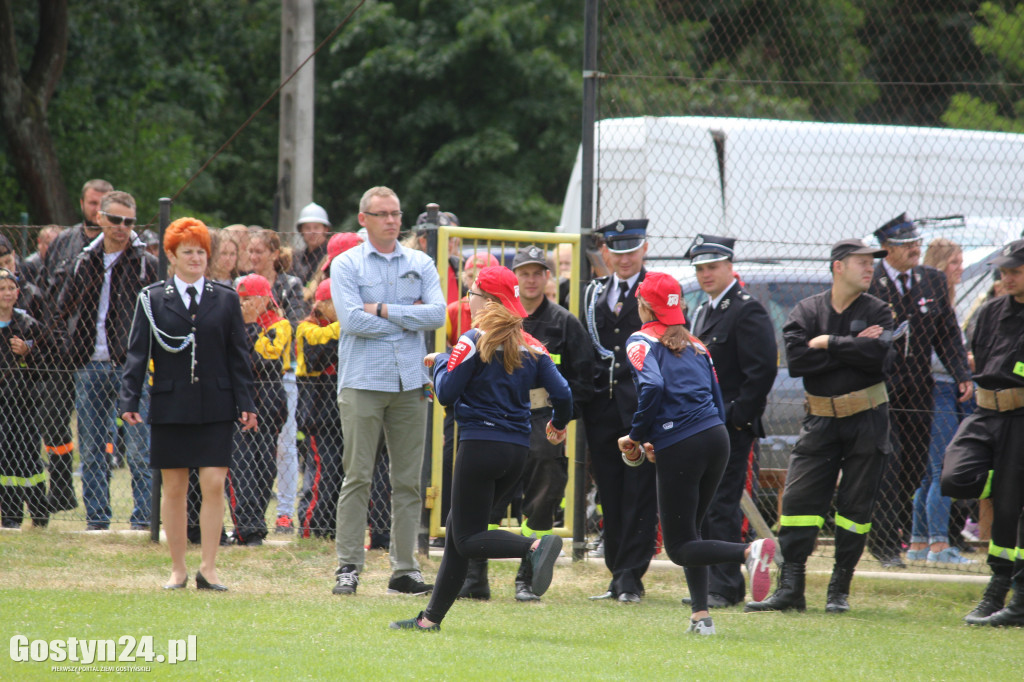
[569,0,1024,574]
[0,222,392,548]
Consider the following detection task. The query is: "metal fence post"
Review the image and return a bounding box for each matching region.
[149,197,172,544]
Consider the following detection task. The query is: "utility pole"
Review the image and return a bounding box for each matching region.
[277,0,316,240]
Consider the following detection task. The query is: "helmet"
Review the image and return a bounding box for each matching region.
[296,202,330,228]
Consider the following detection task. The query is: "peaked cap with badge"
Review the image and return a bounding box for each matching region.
[597,219,648,254]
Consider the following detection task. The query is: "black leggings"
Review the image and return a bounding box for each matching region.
[657,424,747,613]
[424,440,535,624]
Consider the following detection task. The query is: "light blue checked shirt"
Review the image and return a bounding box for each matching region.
[330,239,445,393]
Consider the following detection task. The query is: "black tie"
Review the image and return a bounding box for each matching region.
[898,273,910,296]
[186,285,199,317]
[614,281,630,315]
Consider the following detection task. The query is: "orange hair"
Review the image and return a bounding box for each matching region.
[164,217,212,256]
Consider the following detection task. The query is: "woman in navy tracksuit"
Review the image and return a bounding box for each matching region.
[390,266,572,632]
[617,271,776,636]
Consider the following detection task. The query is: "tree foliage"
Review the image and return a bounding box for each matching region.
[942,2,1024,133]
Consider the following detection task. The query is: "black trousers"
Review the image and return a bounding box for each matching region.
[424,440,535,624]
[297,419,344,539]
[780,407,890,569]
[658,425,747,613]
[701,426,756,603]
[519,411,568,533]
[871,388,933,556]
[227,424,280,542]
[584,401,658,596]
[941,409,1024,579]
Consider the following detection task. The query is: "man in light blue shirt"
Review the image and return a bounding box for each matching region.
[330,186,445,596]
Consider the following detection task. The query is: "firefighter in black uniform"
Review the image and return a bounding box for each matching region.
[582,219,656,603]
[746,240,893,614]
[867,214,972,568]
[686,235,777,607]
[943,239,1024,626]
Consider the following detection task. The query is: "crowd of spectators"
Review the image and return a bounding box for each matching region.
[1,179,1015,626]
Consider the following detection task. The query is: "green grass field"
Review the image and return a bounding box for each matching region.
[0,528,1016,681]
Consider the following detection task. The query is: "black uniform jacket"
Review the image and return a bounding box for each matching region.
[784,290,893,396]
[969,295,1024,392]
[583,269,646,420]
[690,283,778,436]
[868,262,970,394]
[524,296,594,419]
[118,279,256,424]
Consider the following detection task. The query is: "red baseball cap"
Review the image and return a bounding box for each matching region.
[635,271,686,326]
[475,265,527,318]
[314,278,333,302]
[322,232,364,271]
[236,273,273,298]
[465,252,500,270]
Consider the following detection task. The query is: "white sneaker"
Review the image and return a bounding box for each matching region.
[746,538,777,602]
[685,616,716,635]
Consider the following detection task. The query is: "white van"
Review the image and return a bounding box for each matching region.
[558,116,1024,260]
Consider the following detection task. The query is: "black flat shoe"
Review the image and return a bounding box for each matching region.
[196,572,228,591]
[163,573,188,590]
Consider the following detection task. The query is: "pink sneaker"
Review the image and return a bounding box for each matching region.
[746,538,777,602]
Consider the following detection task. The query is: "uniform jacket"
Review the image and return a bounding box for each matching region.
[118,279,256,424]
[583,269,646,418]
[433,328,572,448]
[0,309,47,388]
[246,311,291,429]
[868,262,970,395]
[784,290,893,396]
[968,295,1024,392]
[524,296,594,419]
[58,233,159,369]
[295,318,339,431]
[625,325,726,451]
[690,283,778,436]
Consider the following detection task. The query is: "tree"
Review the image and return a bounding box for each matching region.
[942,2,1024,133]
[0,0,74,224]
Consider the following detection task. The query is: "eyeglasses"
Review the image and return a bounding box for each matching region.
[466,290,488,299]
[99,211,137,227]
[363,210,403,220]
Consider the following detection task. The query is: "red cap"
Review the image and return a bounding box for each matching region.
[635,271,686,326]
[475,265,527,318]
[322,232,364,271]
[236,273,273,298]
[314,279,333,302]
[465,252,499,270]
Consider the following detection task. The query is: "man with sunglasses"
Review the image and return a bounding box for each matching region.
[40,178,112,513]
[57,190,158,531]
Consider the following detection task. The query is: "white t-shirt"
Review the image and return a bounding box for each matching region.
[90,250,123,362]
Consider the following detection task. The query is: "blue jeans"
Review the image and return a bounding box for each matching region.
[122,383,153,525]
[910,381,970,544]
[75,361,152,526]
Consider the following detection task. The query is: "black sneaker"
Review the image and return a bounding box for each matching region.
[389,611,439,632]
[387,571,433,595]
[333,565,359,595]
[528,535,563,596]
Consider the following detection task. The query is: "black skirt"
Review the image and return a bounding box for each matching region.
[150,421,235,469]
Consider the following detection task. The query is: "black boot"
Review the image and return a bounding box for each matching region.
[825,566,854,613]
[964,574,1012,624]
[25,483,50,528]
[47,453,78,511]
[745,562,806,612]
[973,580,1024,627]
[514,556,540,602]
[458,558,490,600]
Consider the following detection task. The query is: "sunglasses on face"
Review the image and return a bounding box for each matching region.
[99,210,137,227]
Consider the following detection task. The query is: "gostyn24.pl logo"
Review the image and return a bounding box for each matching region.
[10,635,197,665]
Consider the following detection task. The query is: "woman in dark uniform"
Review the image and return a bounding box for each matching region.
[120,218,257,591]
